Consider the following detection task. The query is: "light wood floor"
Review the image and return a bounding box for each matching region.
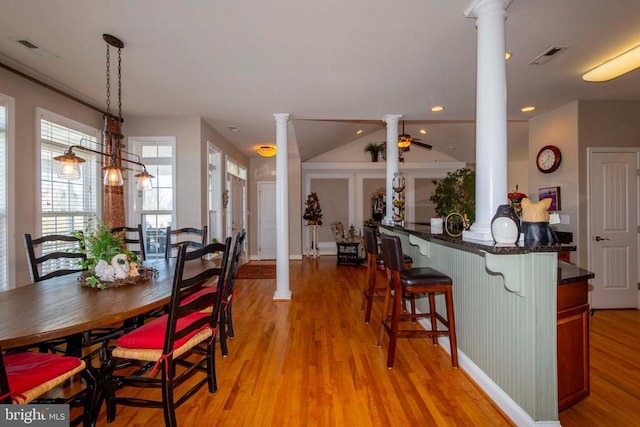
[94,257,639,426]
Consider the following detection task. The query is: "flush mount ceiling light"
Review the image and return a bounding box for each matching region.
[583,43,640,82]
[256,145,277,157]
[430,106,444,112]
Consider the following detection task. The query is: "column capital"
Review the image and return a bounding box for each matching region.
[273,113,290,124]
[465,0,511,19]
[383,114,402,125]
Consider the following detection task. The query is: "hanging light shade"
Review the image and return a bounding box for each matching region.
[103,158,124,186]
[135,169,154,191]
[53,149,85,180]
[256,145,277,157]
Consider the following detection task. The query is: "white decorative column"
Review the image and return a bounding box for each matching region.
[273,113,292,300]
[464,0,510,241]
[383,114,402,224]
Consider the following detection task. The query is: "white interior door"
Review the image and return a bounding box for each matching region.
[258,181,276,259]
[589,149,639,309]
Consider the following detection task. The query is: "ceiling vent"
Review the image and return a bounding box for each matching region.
[14,38,56,58]
[528,46,569,65]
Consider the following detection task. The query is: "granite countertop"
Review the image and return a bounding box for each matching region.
[557,261,595,285]
[381,224,577,255]
[380,225,592,285]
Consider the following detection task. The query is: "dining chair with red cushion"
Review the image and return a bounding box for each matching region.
[102,237,231,427]
[0,348,96,426]
[219,228,246,357]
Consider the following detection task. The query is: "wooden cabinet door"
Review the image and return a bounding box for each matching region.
[557,300,590,410]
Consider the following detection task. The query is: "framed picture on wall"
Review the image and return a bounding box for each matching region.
[538,186,561,211]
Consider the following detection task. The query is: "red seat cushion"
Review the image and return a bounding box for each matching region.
[117,312,210,350]
[3,352,83,395]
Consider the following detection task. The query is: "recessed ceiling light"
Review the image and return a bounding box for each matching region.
[356,129,363,135]
[583,43,640,82]
[505,52,512,60]
[430,106,444,112]
[419,129,427,135]
[521,106,536,112]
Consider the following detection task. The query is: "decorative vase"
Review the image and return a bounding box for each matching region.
[491,204,520,244]
[522,222,559,246]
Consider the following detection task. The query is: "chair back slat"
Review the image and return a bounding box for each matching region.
[24,233,87,282]
[163,237,231,354]
[222,229,246,306]
[164,226,208,259]
[110,224,146,261]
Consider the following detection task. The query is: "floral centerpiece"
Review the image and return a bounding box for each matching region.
[72,222,157,290]
[508,185,527,217]
[303,192,323,225]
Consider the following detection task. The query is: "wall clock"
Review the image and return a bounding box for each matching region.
[536,145,562,173]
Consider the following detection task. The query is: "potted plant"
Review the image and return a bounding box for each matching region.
[430,168,476,232]
[364,142,385,162]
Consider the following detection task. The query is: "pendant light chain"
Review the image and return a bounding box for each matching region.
[105,43,111,119]
[117,46,122,125]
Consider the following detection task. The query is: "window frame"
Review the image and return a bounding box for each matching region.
[0,92,15,290]
[36,107,101,238]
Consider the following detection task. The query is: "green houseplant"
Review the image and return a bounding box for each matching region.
[430,168,476,226]
[364,142,385,162]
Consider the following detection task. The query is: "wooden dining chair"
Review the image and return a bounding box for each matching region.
[164,225,208,259]
[24,233,87,282]
[24,233,88,356]
[219,228,246,357]
[0,347,97,426]
[102,238,231,427]
[110,224,146,261]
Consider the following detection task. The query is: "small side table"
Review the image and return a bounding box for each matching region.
[306,224,319,258]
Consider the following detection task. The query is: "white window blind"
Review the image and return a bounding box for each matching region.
[39,116,99,273]
[0,102,7,289]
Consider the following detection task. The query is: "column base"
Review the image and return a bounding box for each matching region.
[463,224,494,242]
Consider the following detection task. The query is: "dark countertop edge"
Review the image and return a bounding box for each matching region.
[380,225,576,255]
[380,225,593,285]
[557,261,595,284]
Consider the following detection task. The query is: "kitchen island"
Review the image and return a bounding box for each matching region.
[380,225,593,426]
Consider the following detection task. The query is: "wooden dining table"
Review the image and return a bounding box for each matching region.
[0,259,177,350]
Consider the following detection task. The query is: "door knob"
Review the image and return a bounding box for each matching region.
[594,236,610,241]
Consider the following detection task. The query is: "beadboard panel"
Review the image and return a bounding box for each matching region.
[391,231,559,422]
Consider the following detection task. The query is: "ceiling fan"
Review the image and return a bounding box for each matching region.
[397,120,432,151]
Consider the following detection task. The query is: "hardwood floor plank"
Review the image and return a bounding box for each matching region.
[94,257,518,426]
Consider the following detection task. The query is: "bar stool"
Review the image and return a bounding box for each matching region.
[360,227,413,324]
[377,234,458,368]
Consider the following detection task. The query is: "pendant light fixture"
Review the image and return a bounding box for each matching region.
[54,34,154,189]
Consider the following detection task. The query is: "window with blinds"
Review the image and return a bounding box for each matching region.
[0,101,7,289]
[39,114,100,274]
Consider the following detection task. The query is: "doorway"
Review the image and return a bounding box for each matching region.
[258,181,276,259]
[588,148,639,308]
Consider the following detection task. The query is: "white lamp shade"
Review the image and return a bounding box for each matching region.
[57,159,81,180]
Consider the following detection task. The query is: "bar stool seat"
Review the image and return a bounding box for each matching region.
[361,227,413,323]
[378,234,458,368]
